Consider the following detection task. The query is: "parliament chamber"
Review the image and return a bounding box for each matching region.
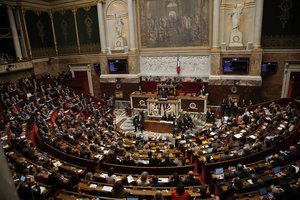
[0,0,300,200]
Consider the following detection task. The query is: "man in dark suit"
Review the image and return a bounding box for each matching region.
[149,155,162,166]
[133,115,139,132]
[184,171,201,186]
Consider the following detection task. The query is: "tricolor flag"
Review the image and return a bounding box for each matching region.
[177,56,180,74]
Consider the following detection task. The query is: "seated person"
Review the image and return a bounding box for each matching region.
[171,182,190,200]
[162,156,177,166]
[105,167,119,184]
[150,176,165,187]
[149,155,162,166]
[153,190,165,200]
[168,172,183,187]
[199,185,211,198]
[111,181,129,198]
[183,171,200,186]
[137,171,150,186]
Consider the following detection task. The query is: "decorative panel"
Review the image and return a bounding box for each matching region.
[77,6,101,53]
[262,0,300,48]
[140,55,210,77]
[24,10,55,58]
[138,0,210,48]
[53,9,77,55]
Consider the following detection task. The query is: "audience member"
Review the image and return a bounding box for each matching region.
[137,171,150,186]
[171,182,189,200]
[183,171,200,186]
[111,181,129,198]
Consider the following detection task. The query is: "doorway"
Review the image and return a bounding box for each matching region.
[281,62,300,98]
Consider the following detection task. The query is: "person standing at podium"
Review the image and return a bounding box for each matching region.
[160,88,168,98]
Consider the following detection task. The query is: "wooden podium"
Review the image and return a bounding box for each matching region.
[144,119,173,133]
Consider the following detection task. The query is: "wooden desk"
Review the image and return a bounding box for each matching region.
[78,181,201,198]
[144,119,173,133]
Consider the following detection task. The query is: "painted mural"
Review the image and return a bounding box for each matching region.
[138,0,210,48]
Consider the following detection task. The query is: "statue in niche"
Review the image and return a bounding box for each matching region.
[36,20,45,44]
[229,3,244,47]
[115,16,124,37]
[84,15,93,39]
[60,19,68,41]
[114,15,127,50]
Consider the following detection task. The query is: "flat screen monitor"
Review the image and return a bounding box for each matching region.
[94,63,101,75]
[261,62,277,75]
[108,59,128,74]
[223,57,249,74]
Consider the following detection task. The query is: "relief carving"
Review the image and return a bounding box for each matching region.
[140,56,210,76]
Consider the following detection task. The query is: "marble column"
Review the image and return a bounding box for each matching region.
[7,6,22,60]
[49,11,58,55]
[14,8,28,59]
[72,8,80,54]
[97,0,107,53]
[128,0,136,50]
[253,0,264,49]
[212,0,220,48]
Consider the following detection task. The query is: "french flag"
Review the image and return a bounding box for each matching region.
[177,56,180,74]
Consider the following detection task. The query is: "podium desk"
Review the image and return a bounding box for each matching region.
[130,91,207,114]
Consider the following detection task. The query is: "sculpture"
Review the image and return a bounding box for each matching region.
[229,3,244,47]
[114,15,126,50]
[231,3,244,30]
[115,16,124,37]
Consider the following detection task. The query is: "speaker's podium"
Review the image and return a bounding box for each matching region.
[130,92,207,114]
[147,98,180,117]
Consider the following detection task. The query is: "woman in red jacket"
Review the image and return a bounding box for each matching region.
[171,182,190,200]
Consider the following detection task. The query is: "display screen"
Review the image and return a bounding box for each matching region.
[94,63,101,75]
[261,62,277,74]
[108,59,128,74]
[223,57,249,74]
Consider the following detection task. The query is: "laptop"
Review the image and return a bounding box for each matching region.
[259,187,268,196]
[215,168,224,179]
[273,166,281,174]
[233,146,240,151]
[127,196,139,200]
[215,168,224,175]
[20,176,26,182]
